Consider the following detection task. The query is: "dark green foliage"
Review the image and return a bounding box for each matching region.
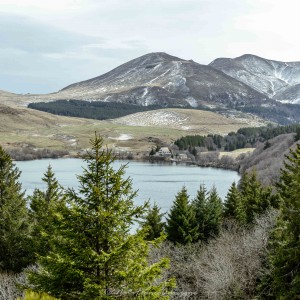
[166,187,199,244]
[149,148,156,156]
[29,134,174,299]
[223,182,245,223]
[192,185,208,241]
[0,146,33,272]
[203,186,223,240]
[192,185,223,242]
[295,127,300,141]
[29,165,65,257]
[174,123,300,152]
[28,100,164,120]
[262,144,300,299]
[264,140,271,149]
[239,172,279,224]
[140,203,166,241]
[239,103,300,125]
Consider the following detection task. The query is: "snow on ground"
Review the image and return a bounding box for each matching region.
[114,110,189,128]
[110,134,133,141]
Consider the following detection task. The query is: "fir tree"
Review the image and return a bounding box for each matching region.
[141,202,166,241]
[204,186,223,239]
[166,186,199,244]
[239,172,279,224]
[29,134,174,299]
[264,144,300,298]
[192,185,223,242]
[223,182,245,223]
[192,184,208,241]
[0,146,33,272]
[29,165,65,257]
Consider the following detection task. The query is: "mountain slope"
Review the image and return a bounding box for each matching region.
[29,52,269,108]
[112,108,265,132]
[209,54,300,103]
[1,52,300,125]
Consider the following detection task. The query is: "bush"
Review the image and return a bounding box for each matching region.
[151,210,278,299]
[16,290,58,300]
[0,271,26,300]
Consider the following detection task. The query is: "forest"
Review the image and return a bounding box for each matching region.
[28,100,164,120]
[174,123,300,152]
[1,134,300,299]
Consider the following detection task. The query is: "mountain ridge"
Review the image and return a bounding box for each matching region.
[209,54,300,103]
[1,52,300,124]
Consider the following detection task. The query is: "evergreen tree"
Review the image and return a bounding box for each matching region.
[192,185,223,241]
[0,146,33,272]
[29,135,174,299]
[141,202,166,241]
[192,184,208,241]
[264,144,300,298]
[29,165,65,257]
[239,172,279,224]
[204,186,223,239]
[223,182,245,223]
[166,186,199,244]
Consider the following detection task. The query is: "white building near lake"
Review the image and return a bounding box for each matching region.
[157,147,172,157]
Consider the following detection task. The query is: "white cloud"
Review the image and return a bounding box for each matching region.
[0,0,83,12]
[0,0,300,93]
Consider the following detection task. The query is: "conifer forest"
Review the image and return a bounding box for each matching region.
[1,133,300,299]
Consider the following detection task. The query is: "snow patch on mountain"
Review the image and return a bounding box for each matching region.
[115,110,189,128]
[210,54,300,103]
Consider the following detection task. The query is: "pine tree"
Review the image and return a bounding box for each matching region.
[141,202,166,241]
[192,185,223,242]
[239,172,279,224]
[264,144,300,298]
[29,134,174,299]
[0,146,33,272]
[223,182,245,223]
[192,184,208,241]
[29,165,65,257]
[204,186,223,239]
[166,186,199,244]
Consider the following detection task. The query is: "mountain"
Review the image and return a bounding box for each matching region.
[2,52,300,125]
[30,52,269,109]
[209,54,300,103]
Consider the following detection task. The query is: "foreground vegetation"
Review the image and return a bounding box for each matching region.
[1,134,300,299]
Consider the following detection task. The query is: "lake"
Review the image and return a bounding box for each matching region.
[16,158,240,213]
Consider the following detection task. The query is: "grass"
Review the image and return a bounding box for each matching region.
[219,148,255,159]
[0,105,258,154]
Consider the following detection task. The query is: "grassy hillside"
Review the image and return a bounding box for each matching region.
[0,105,255,157]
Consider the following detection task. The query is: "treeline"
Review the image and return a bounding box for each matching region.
[2,135,300,299]
[175,123,300,151]
[239,103,300,125]
[28,100,163,120]
[6,147,69,161]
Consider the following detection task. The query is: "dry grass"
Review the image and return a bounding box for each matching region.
[0,104,260,154]
[151,210,278,300]
[219,148,255,159]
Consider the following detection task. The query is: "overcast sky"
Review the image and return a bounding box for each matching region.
[1,0,299,94]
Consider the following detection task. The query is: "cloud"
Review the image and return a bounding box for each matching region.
[0,13,148,93]
[0,0,299,93]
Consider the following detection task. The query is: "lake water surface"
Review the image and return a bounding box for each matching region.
[16,159,240,213]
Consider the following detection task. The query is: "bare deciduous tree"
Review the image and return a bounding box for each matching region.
[151,210,278,299]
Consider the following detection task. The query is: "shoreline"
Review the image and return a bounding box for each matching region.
[11,150,241,174]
